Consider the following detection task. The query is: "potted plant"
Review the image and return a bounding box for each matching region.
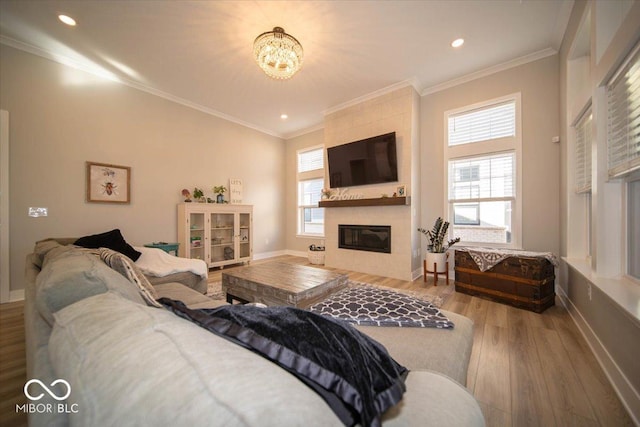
[181,188,192,202]
[213,185,227,203]
[193,187,205,202]
[418,217,461,273]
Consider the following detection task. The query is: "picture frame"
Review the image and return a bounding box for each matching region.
[396,185,406,197]
[86,161,130,204]
[229,178,243,204]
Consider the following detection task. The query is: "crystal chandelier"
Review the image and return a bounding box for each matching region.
[253,27,303,80]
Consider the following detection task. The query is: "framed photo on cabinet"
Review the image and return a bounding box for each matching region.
[86,161,130,204]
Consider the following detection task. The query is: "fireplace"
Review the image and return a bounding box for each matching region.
[338,225,391,253]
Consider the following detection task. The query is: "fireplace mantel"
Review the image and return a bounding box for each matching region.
[319,196,410,208]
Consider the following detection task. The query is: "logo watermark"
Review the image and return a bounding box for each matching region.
[17,379,79,414]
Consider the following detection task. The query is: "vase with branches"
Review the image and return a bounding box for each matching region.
[418,217,460,253]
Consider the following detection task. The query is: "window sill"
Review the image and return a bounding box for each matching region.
[563,257,640,324]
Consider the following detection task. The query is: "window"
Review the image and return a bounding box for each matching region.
[574,105,593,193]
[297,147,324,237]
[448,152,515,244]
[445,94,521,247]
[606,43,640,280]
[448,100,516,146]
[628,178,640,280]
[606,43,640,178]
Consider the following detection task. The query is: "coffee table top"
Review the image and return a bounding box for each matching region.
[222,262,348,307]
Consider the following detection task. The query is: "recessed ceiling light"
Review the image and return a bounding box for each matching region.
[280,114,288,120]
[451,38,464,48]
[58,15,76,26]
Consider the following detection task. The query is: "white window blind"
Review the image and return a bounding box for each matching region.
[448,152,515,201]
[607,44,640,178]
[297,148,324,173]
[574,107,593,193]
[298,178,324,235]
[448,101,516,146]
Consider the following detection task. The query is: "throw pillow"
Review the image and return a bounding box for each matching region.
[99,248,162,308]
[74,229,141,261]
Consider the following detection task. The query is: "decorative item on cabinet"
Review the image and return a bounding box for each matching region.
[213,185,227,203]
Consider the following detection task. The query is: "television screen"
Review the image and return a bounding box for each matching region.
[327,132,398,188]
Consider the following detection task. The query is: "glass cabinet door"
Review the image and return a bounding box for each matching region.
[210,213,234,263]
[188,212,205,260]
[239,213,251,259]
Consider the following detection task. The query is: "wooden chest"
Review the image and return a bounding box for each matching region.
[454,250,555,313]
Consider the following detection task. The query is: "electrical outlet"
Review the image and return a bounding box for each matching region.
[588,283,592,301]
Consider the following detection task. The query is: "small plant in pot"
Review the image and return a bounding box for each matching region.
[213,185,227,203]
[418,217,461,273]
[193,187,205,202]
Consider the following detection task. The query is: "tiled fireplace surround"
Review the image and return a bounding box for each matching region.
[323,85,421,281]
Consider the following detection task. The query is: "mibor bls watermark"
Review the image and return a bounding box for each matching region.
[16,379,79,414]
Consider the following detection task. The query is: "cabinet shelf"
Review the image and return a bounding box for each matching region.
[178,203,253,269]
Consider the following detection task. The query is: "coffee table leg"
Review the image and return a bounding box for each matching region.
[226,293,250,305]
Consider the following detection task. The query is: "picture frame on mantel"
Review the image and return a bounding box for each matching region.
[396,185,406,197]
[86,161,130,204]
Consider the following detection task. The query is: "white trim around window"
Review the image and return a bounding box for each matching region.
[296,145,325,238]
[444,93,522,249]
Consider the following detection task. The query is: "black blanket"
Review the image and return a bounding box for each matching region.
[159,298,408,427]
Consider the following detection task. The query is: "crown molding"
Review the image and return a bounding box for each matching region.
[420,48,558,96]
[283,122,324,140]
[0,35,284,139]
[323,78,420,117]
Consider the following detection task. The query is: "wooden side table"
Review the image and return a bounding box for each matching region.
[423,260,449,286]
[144,242,180,256]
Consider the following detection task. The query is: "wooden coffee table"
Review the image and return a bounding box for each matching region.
[222,262,348,308]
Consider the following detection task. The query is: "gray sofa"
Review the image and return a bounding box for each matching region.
[24,240,485,426]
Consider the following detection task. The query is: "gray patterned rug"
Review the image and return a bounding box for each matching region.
[309,284,454,328]
[207,280,451,308]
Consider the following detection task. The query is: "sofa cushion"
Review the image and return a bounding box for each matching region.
[355,310,474,386]
[49,292,344,427]
[381,370,484,426]
[99,248,162,307]
[35,248,145,325]
[154,282,225,309]
[74,229,141,261]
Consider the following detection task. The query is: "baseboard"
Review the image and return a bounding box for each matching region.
[412,267,423,281]
[252,250,288,261]
[556,287,640,425]
[9,289,24,302]
[284,249,308,258]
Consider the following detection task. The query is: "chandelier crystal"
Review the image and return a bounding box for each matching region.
[253,27,303,80]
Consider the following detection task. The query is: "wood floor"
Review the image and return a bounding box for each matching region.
[0,301,27,427]
[1,255,633,426]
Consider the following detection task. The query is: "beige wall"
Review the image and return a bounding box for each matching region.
[1,45,286,293]
[420,54,561,257]
[284,128,325,254]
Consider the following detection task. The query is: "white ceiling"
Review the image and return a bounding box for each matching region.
[0,0,573,138]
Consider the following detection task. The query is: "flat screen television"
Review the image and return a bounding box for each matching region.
[327,132,398,188]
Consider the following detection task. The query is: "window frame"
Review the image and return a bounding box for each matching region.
[606,42,640,179]
[296,146,325,238]
[624,172,640,283]
[444,93,522,249]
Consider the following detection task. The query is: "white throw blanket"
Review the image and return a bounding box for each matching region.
[134,246,208,279]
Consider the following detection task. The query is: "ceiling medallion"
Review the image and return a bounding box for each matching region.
[253,27,303,80]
